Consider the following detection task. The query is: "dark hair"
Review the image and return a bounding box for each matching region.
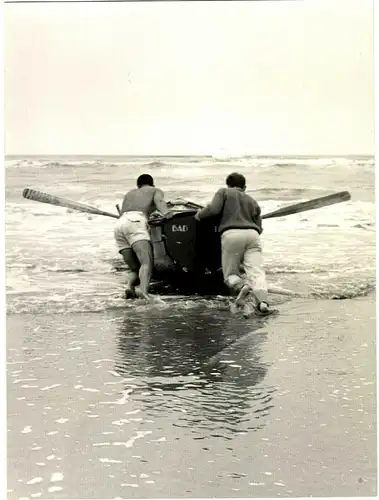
[226,172,246,189]
[137,174,154,188]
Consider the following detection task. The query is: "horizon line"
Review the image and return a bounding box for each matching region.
[4,153,375,158]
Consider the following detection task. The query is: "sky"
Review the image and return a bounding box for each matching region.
[4,0,375,156]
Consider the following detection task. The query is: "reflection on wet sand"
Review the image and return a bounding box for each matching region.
[7,296,376,498]
[114,304,276,439]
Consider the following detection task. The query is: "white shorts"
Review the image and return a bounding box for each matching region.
[114,211,150,252]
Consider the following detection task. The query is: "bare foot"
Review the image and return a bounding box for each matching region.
[136,290,162,304]
[125,286,136,299]
[136,290,151,301]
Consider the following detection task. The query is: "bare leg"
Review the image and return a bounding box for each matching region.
[119,248,139,298]
[131,240,154,301]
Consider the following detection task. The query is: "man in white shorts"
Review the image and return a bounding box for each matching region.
[114,174,170,302]
[195,172,270,315]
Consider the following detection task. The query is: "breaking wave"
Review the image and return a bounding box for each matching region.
[5,154,374,172]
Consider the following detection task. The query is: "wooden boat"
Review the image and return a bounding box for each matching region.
[147,199,229,296]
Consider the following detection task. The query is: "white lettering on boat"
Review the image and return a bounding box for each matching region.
[172,225,188,232]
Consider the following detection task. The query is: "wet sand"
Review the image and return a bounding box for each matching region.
[7,294,376,498]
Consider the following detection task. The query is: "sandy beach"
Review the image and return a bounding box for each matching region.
[7,293,376,498]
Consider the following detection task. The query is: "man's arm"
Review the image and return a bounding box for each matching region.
[120,194,128,215]
[195,188,225,220]
[153,188,169,215]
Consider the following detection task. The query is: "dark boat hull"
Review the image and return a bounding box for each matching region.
[147,200,229,296]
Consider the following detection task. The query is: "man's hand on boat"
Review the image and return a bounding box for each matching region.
[149,210,175,226]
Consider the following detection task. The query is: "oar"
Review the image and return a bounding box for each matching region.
[262,191,351,220]
[23,188,351,222]
[22,188,119,219]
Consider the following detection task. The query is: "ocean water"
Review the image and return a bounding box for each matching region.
[5,154,376,313]
[6,155,376,498]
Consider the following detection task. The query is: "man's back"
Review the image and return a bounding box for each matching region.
[121,186,158,217]
[223,187,256,217]
[196,186,262,234]
[219,187,262,234]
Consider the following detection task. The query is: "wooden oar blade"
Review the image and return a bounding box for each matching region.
[262,191,351,220]
[23,188,95,213]
[22,188,119,219]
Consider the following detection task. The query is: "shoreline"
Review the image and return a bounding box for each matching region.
[6,288,376,318]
